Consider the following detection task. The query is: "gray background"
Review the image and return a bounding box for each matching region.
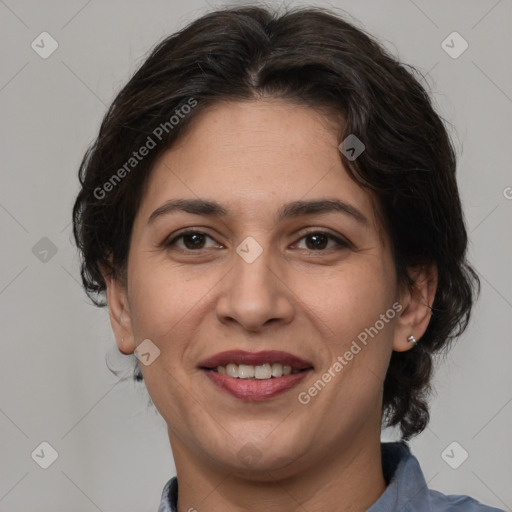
[1,0,511,510]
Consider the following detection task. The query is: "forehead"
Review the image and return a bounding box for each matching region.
[167,99,343,168]
[137,99,384,236]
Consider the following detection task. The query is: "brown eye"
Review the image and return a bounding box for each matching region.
[305,233,329,250]
[164,230,220,251]
[295,231,350,252]
[181,233,207,249]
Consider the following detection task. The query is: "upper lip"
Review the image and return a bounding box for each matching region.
[198,350,313,371]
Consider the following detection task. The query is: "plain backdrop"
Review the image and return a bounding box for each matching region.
[1,0,511,511]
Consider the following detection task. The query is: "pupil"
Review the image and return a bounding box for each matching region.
[307,234,327,250]
[185,233,204,249]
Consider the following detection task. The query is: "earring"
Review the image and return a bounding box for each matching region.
[407,335,417,345]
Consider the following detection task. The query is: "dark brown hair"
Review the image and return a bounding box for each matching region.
[72,5,479,440]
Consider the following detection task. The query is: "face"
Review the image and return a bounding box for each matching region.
[108,99,419,479]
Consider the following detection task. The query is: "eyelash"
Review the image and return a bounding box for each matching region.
[162,228,351,253]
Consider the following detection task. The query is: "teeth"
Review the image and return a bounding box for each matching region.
[271,363,283,377]
[238,364,255,379]
[214,363,301,379]
[226,363,238,378]
[255,363,272,379]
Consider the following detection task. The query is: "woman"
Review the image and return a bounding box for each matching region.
[72,5,504,511]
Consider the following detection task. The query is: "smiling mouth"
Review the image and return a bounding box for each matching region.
[201,365,313,401]
[198,350,314,400]
[207,363,308,379]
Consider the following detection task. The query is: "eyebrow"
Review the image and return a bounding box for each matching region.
[148,198,368,225]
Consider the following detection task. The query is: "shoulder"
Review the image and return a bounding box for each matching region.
[427,488,506,512]
[377,442,506,512]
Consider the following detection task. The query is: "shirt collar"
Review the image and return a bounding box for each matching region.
[158,441,431,512]
[368,441,432,512]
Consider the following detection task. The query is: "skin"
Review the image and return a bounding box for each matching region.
[103,99,437,512]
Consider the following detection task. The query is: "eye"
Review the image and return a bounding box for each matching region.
[164,230,222,251]
[294,231,350,251]
[162,229,350,253]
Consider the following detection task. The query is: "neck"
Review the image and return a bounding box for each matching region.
[169,428,387,512]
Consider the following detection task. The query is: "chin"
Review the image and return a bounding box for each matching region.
[205,438,310,480]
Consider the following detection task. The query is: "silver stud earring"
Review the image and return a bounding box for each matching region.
[407,335,417,345]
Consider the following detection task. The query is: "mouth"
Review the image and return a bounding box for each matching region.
[213,362,303,379]
[198,350,314,401]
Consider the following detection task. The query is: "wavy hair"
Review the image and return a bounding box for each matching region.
[72,5,480,439]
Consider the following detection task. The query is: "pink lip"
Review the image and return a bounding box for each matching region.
[198,350,313,371]
[198,350,314,401]
[202,368,312,401]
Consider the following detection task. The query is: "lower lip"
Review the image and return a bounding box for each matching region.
[202,369,311,401]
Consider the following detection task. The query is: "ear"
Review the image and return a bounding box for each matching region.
[101,265,136,355]
[393,264,437,352]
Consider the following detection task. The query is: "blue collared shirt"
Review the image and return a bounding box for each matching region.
[158,441,505,511]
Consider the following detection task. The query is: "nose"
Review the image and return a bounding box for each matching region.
[215,245,294,332]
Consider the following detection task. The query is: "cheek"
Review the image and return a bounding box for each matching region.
[297,258,397,405]
[126,262,205,420]
[299,259,396,342]
[126,256,222,384]
[127,255,201,337]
